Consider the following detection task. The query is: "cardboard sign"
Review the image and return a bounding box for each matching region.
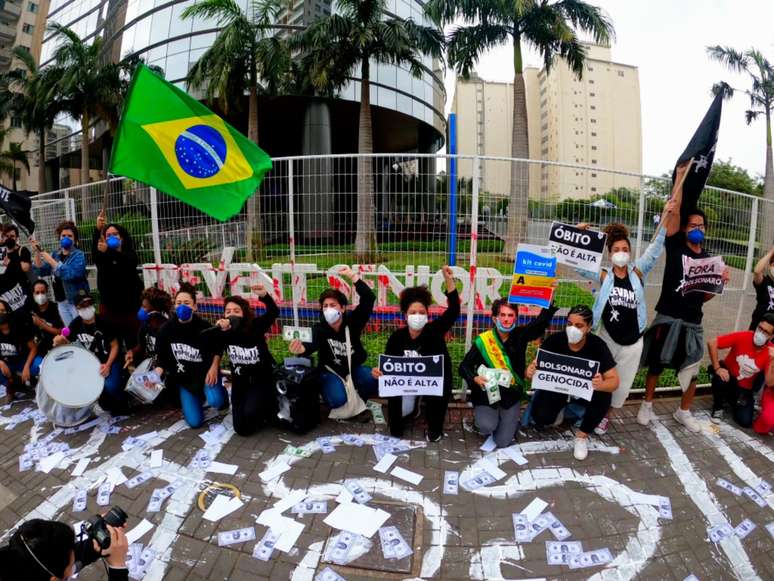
[680,255,725,296]
[378,354,444,397]
[531,349,600,402]
[509,244,557,308]
[548,222,607,273]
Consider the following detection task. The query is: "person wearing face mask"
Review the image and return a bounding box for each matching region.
[124,287,172,368]
[572,200,675,434]
[706,313,774,427]
[53,290,126,414]
[92,210,143,351]
[459,298,557,448]
[526,305,619,460]
[750,246,774,331]
[31,221,89,326]
[289,266,377,415]
[0,518,129,580]
[29,280,63,358]
[0,299,41,400]
[638,165,730,432]
[0,224,33,315]
[1,224,32,276]
[203,285,279,436]
[153,283,226,428]
[370,267,459,441]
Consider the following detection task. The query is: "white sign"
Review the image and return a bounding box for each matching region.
[548,222,607,273]
[378,354,444,397]
[531,349,600,402]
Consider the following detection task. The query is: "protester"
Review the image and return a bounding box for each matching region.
[752,351,774,435]
[29,279,63,358]
[30,221,89,325]
[53,290,125,414]
[204,284,279,436]
[289,266,377,417]
[0,518,129,580]
[574,199,675,433]
[0,299,41,399]
[2,224,32,275]
[0,226,32,315]
[153,282,226,428]
[125,287,172,367]
[638,164,730,432]
[93,210,143,351]
[371,266,459,441]
[526,305,619,460]
[460,298,557,448]
[750,245,774,330]
[707,313,774,427]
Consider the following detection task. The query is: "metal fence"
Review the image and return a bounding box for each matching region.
[26,154,774,393]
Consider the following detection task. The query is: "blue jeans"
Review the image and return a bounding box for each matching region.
[319,365,378,409]
[98,361,126,414]
[178,378,228,428]
[1,356,44,386]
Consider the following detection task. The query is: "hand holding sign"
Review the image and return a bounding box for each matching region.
[549,222,607,273]
[378,354,444,397]
[531,349,600,402]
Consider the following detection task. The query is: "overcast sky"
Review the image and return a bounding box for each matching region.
[443,0,774,179]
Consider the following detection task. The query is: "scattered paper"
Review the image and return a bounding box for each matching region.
[38,451,66,473]
[373,452,397,474]
[390,466,423,485]
[273,490,307,514]
[336,487,353,504]
[324,503,390,538]
[476,457,507,480]
[480,435,496,452]
[502,446,529,466]
[256,508,305,552]
[203,495,244,522]
[206,461,238,475]
[259,461,291,482]
[150,450,163,468]
[126,519,154,544]
[106,467,128,486]
[521,498,549,522]
[71,458,90,477]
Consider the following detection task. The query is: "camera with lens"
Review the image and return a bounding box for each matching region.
[82,506,128,550]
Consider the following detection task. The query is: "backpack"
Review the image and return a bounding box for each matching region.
[274,357,320,434]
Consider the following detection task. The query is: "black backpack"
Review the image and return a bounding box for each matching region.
[274,357,320,434]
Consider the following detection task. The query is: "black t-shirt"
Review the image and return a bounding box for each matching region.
[154,315,215,392]
[136,313,169,361]
[654,232,710,324]
[0,324,32,366]
[750,276,774,330]
[68,316,117,363]
[34,303,64,356]
[540,331,616,376]
[602,273,640,345]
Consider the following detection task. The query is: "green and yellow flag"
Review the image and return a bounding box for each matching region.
[110,64,272,221]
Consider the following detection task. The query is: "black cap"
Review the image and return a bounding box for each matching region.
[74,289,94,308]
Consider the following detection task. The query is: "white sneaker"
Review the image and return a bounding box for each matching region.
[637,401,653,426]
[673,408,701,433]
[573,437,589,461]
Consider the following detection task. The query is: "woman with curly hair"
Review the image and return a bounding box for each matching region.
[372,266,459,442]
[125,286,173,367]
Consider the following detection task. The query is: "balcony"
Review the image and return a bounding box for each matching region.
[0,21,16,41]
[0,0,21,19]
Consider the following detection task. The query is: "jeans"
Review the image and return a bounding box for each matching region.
[319,365,378,409]
[474,403,521,448]
[98,361,126,414]
[57,301,78,326]
[711,366,755,428]
[0,356,44,387]
[531,389,612,435]
[178,378,229,428]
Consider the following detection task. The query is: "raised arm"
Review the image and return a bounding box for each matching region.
[517,303,559,343]
[664,162,691,236]
[431,266,461,334]
[252,284,279,335]
[753,246,774,285]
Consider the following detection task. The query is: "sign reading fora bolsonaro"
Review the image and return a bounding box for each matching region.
[378,354,444,397]
[548,222,607,273]
[531,349,600,402]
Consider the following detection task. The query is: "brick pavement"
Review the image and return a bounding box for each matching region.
[0,395,773,581]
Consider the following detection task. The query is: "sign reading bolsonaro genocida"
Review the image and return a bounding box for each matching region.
[378,354,444,397]
[532,349,600,402]
[548,222,607,273]
[680,255,725,296]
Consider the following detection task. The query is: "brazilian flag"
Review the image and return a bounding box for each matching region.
[110,64,272,221]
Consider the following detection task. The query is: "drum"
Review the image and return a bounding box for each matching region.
[125,358,165,404]
[36,345,103,427]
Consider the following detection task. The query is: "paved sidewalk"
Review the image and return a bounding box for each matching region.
[0,395,773,581]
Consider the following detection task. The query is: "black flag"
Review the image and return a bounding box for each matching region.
[672,91,723,223]
[0,185,35,234]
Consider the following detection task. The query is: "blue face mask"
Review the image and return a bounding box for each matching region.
[137,307,149,322]
[106,235,120,250]
[60,236,74,250]
[686,229,704,245]
[175,304,193,322]
[495,320,516,333]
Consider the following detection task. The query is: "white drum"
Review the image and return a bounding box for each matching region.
[125,358,165,404]
[36,345,103,427]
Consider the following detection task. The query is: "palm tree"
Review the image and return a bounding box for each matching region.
[426,0,614,259]
[4,47,62,194]
[48,23,122,199]
[707,46,774,247]
[1,142,30,190]
[182,0,291,259]
[296,0,444,261]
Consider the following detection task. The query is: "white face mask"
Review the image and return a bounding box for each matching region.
[33,293,48,305]
[566,325,585,345]
[611,251,630,268]
[407,313,428,331]
[753,329,769,347]
[78,306,96,321]
[323,307,341,325]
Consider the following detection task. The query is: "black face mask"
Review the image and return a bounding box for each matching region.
[227,315,242,331]
[0,313,8,324]
[3,238,16,249]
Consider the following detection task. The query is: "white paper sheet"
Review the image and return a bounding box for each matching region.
[150,450,163,468]
[71,458,90,477]
[38,451,66,473]
[203,495,244,522]
[520,498,548,522]
[323,504,390,538]
[390,466,423,485]
[126,519,154,544]
[259,461,291,482]
[256,509,305,552]
[373,453,397,474]
[502,446,529,466]
[336,487,353,504]
[272,490,307,514]
[480,435,496,452]
[106,467,128,486]
[206,461,238,475]
[476,457,507,480]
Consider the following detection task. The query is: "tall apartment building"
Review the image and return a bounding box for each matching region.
[279,0,331,27]
[452,42,642,201]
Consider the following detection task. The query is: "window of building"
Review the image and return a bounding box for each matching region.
[591,159,597,164]
[589,92,595,97]
[22,23,33,34]
[591,173,597,178]
[591,132,597,137]
[590,105,596,110]
[10,117,21,128]
[27,1,37,11]
[591,145,597,150]
[588,66,594,71]
[618,70,624,77]
[591,187,597,192]
[590,119,597,124]
[588,79,594,84]
[18,44,29,52]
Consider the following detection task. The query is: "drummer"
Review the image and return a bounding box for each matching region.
[125,287,172,368]
[153,282,227,428]
[0,299,41,399]
[30,279,64,358]
[53,290,126,414]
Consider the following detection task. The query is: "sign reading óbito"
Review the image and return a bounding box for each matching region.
[378,354,444,397]
[548,222,607,273]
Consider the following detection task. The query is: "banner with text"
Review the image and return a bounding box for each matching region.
[681,255,725,296]
[548,222,607,273]
[378,354,444,397]
[531,349,600,402]
[509,244,557,309]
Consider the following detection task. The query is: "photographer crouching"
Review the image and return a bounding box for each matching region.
[0,507,129,580]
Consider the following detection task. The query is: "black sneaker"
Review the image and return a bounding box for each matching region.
[710,409,724,424]
[425,429,442,443]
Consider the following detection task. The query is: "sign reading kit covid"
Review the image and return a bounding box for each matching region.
[548,222,607,273]
[378,354,444,397]
[531,349,600,402]
[681,255,725,296]
[508,244,557,309]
